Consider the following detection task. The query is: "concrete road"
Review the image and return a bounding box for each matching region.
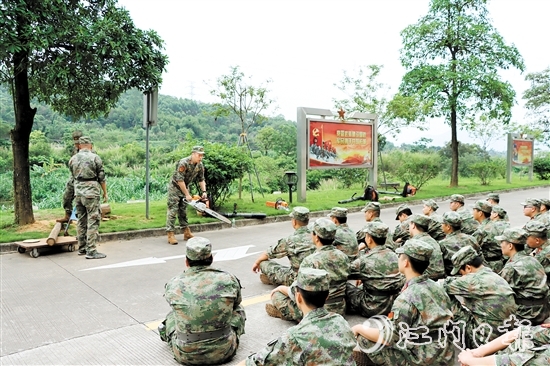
[1,187,548,365]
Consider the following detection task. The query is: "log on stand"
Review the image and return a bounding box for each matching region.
[47,222,62,246]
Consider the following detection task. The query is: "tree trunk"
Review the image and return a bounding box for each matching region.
[11,50,37,225]
[450,107,459,187]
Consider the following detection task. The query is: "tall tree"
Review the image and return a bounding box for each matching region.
[0,0,168,225]
[398,0,524,186]
[523,67,550,146]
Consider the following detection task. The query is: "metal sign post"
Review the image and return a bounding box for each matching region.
[143,88,158,219]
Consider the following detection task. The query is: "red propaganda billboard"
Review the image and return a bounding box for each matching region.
[307,119,373,169]
[512,139,533,166]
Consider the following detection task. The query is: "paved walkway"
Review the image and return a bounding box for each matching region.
[1,187,548,365]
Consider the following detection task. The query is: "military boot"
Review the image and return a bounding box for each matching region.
[183,227,194,240]
[167,231,178,245]
[56,212,71,223]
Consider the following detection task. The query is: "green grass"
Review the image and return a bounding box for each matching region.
[0,175,548,243]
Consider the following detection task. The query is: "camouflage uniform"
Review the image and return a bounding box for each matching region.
[328,207,359,259]
[260,207,315,286]
[357,239,455,366]
[346,222,405,317]
[163,237,246,365]
[356,202,394,247]
[494,325,550,366]
[457,206,479,235]
[438,212,479,276]
[393,204,412,246]
[444,246,518,349]
[272,218,350,320]
[423,199,446,241]
[246,268,356,365]
[473,200,504,272]
[68,137,106,256]
[410,214,446,280]
[166,151,205,232]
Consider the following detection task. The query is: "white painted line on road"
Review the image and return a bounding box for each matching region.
[81,245,261,271]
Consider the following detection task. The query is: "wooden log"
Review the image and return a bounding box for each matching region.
[47,222,62,246]
[100,204,111,218]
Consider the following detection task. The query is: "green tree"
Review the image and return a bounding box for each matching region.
[398,0,524,187]
[523,67,550,145]
[0,0,168,225]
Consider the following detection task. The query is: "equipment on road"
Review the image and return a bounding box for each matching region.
[186,198,232,225]
[266,198,289,211]
[338,185,379,204]
[16,236,78,258]
[220,203,267,219]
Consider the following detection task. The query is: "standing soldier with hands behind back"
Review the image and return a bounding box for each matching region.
[69,136,107,259]
[166,146,208,245]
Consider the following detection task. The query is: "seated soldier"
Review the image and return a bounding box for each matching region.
[357,201,395,250]
[409,214,445,280]
[458,324,550,366]
[439,211,479,276]
[236,268,357,365]
[393,204,413,245]
[525,220,550,285]
[444,246,517,349]
[487,193,510,221]
[352,239,455,366]
[449,194,479,235]
[346,222,405,317]
[159,237,246,365]
[473,200,504,272]
[252,207,315,286]
[497,227,550,325]
[266,218,350,321]
[422,199,446,241]
[328,207,359,260]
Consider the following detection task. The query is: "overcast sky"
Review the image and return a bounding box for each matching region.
[117,0,549,151]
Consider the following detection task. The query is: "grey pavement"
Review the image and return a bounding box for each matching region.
[1,186,549,365]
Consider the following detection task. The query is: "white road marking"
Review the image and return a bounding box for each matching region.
[81,245,261,271]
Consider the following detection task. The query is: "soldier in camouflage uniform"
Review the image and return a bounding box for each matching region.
[328,207,359,260]
[408,214,445,280]
[68,136,107,259]
[267,218,350,321]
[56,130,83,223]
[422,199,446,241]
[487,193,509,221]
[166,146,208,245]
[496,228,550,325]
[458,324,550,366]
[439,211,479,276]
[472,200,505,272]
[444,246,518,349]
[393,204,413,246]
[357,202,394,250]
[346,222,405,317]
[537,198,550,234]
[449,194,479,235]
[352,239,455,366]
[522,198,544,223]
[237,268,356,366]
[252,207,315,286]
[525,221,550,288]
[161,237,246,365]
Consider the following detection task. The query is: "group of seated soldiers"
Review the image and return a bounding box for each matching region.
[250,194,550,365]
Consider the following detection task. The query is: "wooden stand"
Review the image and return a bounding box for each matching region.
[16,236,78,258]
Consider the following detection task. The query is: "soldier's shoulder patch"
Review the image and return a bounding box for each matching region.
[178,165,185,172]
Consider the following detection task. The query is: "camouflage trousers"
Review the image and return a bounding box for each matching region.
[345,283,395,318]
[259,261,297,286]
[166,189,188,232]
[75,195,101,255]
[164,306,246,365]
[272,290,346,322]
[62,177,75,216]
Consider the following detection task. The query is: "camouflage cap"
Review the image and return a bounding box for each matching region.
[423,199,439,211]
[410,214,432,229]
[491,205,507,218]
[361,201,381,212]
[451,246,480,275]
[309,218,337,240]
[192,145,205,154]
[442,211,462,227]
[328,207,348,218]
[362,221,389,239]
[487,193,500,201]
[450,194,465,204]
[472,200,492,214]
[185,237,212,260]
[296,267,329,292]
[78,136,92,144]
[395,204,410,220]
[72,130,83,140]
[538,198,550,209]
[395,239,433,262]
[289,206,310,222]
[520,198,541,208]
[524,220,548,236]
[495,227,527,245]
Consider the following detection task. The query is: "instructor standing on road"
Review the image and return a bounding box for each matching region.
[69,136,107,259]
[166,146,207,245]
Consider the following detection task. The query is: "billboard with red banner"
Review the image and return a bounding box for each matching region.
[307,119,373,169]
[511,138,533,166]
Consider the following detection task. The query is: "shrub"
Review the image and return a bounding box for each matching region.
[470,159,501,185]
[395,152,441,190]
[534,155,550,180]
